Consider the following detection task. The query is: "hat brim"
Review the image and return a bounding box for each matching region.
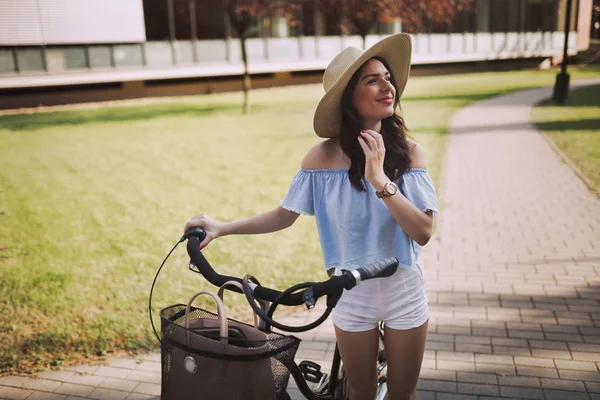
[313,33,412,138]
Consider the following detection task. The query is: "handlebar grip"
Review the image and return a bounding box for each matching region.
[355,257,399,281]
[181,227,206,243]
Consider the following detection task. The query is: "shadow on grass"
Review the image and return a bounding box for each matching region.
[404,92,497,104]
[404,88,556,106]
[536,84,600,108]
[450,118,599,135]
[0,102,257,131]
[536,118,600,132]
[407,83,600,107]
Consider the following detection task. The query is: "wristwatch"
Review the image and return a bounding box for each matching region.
[375,181,398,198]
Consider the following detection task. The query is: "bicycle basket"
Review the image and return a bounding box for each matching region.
[160,302,301,400]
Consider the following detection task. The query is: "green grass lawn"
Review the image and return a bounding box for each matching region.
[1,66,599,374]
[532,84,600,190]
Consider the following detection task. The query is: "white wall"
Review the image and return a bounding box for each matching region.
[0,0,146,45]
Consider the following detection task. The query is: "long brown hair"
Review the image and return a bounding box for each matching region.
[340,56,411,192]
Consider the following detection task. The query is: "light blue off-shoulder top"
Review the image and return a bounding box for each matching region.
[281,168,438,271]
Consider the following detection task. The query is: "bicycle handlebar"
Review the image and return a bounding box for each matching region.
[185,227,399,309]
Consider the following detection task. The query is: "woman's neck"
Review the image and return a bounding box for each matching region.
[362,120,382,132]
[325,137,352,169]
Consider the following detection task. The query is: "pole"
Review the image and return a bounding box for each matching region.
[552,0,573,104]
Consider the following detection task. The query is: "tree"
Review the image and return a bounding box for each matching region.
[314,0,474,49]
[315,0,400,49]
[224,0,301,113]
[396,0,474,34]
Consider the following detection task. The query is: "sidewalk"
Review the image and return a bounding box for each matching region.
[2,80,599,400]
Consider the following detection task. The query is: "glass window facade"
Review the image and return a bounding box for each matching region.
[506,0,521,32]
[89,46,113,69]
[139,0,576,42]
[302,2,316,36]
[0,48,15,74]
[525,0,546,31]
[16,48,45,72]
[324,12,342,36]
[173,0,192,40]
[491,0,507,32]
[63,47,87,69]
[3,0,584,79]
[143,0,171,40]
[451,10,473,33]
[195,0,226,39]
[113,44,144,67]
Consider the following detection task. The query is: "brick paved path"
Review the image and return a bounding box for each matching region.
[416,78,600,400]
[2,80,599,399]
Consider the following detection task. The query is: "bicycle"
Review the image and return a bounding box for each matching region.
[176,227,397,400]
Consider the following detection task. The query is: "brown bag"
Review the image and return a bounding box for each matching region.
[160,282,278,400]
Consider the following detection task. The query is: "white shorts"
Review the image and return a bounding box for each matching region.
[331,264,429,332]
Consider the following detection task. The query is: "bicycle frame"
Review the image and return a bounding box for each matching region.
[283,322,388,400]
[284,344,343,400]
[173,230,396,400]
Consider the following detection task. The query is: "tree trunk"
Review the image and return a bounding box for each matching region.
[240,35,251,114]
[361,34,367,49]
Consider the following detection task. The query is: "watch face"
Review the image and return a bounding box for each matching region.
[387,183,398,195]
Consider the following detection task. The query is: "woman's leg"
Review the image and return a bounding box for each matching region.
[383,320,428,400]
[334,325,380,400]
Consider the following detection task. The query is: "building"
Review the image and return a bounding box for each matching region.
[0,0,594,109]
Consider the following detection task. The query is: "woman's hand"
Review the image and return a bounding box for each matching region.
[183,213,222,249]
[358,129,389,190]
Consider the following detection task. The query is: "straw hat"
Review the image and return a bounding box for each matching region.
[313,33,412,138]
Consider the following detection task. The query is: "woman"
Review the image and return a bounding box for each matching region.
[184,33,437,400]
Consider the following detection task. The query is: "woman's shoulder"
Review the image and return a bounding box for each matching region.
[408,139,427,169]
[301,138,348,170]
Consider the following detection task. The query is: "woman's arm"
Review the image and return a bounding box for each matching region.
[219,207,300,236]
[358,131,434,246]
[184,207,300,249]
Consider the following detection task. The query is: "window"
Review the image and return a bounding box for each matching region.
[324,12,342,35]
[143,0,170,41]
[16,48,45,72]
[377,18,401,34]
[450,10,477,33]
[430,18,450,34]
[195,0,226,39]
[63,47,87,69]
[476,0,491,32]
[544,0,560,31]
[301,2,316,36]
[113,44,144,67]
[173,0,192,40]
[88,46,112,69]
[491,0,507,32]
[525,0,545,31]
[556,0,580,32]
[270,16,291,38]
[0,48,15,74]
[506,0,521,32]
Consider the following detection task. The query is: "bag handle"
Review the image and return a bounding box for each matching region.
[185,291,228,344]
[218,280,263,329]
